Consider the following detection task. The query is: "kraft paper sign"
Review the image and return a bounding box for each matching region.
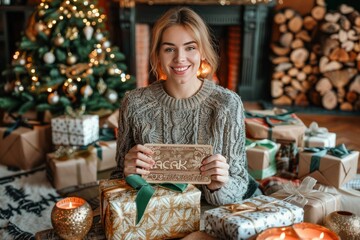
[143,144,212,184]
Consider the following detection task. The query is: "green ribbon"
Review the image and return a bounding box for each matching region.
[303,144,351,173]
[246,139,278,179]
[125,175,188,224]
[98,127,116,141]
[2,116,40,139]
[245,111,297,140]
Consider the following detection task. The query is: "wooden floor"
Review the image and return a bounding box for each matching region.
[244,102,360,151]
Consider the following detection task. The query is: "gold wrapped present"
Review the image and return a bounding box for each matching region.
[0,124,52,170]
[271,176,341,224]
[298,144,359,188]
[246,139,279,180]
[245,109,306,147]
[46,150,97,190]
[100,177,201,240]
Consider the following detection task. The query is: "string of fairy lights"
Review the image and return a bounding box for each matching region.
[10,0,131,105]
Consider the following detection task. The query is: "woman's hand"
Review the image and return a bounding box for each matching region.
[124,144,155,177]
[201,154,229,191]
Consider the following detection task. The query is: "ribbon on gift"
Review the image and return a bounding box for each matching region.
[245,111,298,140]
[304,122,330,147]
[65,105,86,118]
[125,174,188,224]
[281,176,318,207]
[303,144,351,173]
[246,139,278,179]
[2,115,44,138]
[223,201,278,216]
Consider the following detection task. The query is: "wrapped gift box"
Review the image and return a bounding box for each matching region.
[51,115,99,146]
[303,122,336,148]
[298,146,359,188]
[0,125,52,170]
[271,177,341,224]
[246,139,279,180]
[93,140,117,171]
[100,179,201,240]
[315,184,360,216]
[46,151,97,190]
[245,109,306,147]
[204,195,303,240]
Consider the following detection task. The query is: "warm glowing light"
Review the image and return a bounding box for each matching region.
[59,16,64,20]
[76,77,81,82]
[65,0,70,4]
[47,88,52,92]
[110,54,115,58]
[30,69,36,74]
[280,232,285,239]
[320,232,324,239]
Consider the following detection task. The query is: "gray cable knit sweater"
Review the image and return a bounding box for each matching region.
[111,79,258,206]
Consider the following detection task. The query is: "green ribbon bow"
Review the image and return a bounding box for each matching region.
[303,144,351,173]
[245,111,297,140]
[2,116,40,139]
[245,139,278,179]
[125,175,188,224]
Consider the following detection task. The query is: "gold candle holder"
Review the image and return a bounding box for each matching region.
[51,197,93,240]
[257,226,300,240]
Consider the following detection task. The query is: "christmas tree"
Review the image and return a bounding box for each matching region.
[0,0,135,117]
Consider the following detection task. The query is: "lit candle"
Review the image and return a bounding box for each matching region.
[257,227,300,240]
[56,197,84,209]
[293,223,340,240]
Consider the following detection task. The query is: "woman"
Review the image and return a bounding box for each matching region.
[111,7,260,206]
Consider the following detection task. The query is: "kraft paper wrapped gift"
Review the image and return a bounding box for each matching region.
[51,115,99,146]
[303,122,336,148]
[298,144,359,188]
[93,140,117,171]
[100,177,201,240]
[245,110,306,147]
[314,183,360,216]
[0,125,52,170]
[246,139,279,180]
[271,176,341,224]
[46,151,97,190]
[204,195,304,240]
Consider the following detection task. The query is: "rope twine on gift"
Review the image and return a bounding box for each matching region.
[222,197,297,234]
[245,111,299,141]
[245,139,278,179]
[275,176,339,219]
[303,144,352,173]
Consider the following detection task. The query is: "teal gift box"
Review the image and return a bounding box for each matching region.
[298,144,359,188]
[303,122,336,148]
[246,139,279,180]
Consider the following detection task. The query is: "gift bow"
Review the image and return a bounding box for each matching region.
[303,144,351,173]
[281,176,318,207]
[305,122,328,137]
[2,115,39,139]
[125,175,188,224]
[223,201,278,216]
[246,139,278,160]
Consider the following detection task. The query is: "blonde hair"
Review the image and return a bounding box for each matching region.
[149,7,219,80]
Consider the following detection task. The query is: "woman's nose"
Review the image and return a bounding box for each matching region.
[174,49,186,62]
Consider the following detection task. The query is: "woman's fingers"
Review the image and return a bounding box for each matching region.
[124,144,155,176]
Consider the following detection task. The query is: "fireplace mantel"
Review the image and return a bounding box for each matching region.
[116,1,275,101]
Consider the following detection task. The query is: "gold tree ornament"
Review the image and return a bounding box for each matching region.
[63,80,78,96]
[80,84,93,98]
[97,77,107,94]
[66,27,79,40]
[67,52,77,65]
[54,34,65,46]
[48,91,60,105]
[4,81,15,93]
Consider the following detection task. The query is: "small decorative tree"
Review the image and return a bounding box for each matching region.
[0,0,135,117]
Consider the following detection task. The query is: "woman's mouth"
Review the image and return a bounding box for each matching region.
[172,66,190,73]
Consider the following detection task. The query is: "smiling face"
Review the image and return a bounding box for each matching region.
[158,25,202,85]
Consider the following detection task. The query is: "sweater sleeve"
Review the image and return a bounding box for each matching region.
[202,93,249,205]
[110,92,135,179]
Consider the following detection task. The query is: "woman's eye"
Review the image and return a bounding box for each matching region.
[165,48,175,52]
[187,46,196,51]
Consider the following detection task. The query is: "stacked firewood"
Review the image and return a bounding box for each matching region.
[271,0,360,111]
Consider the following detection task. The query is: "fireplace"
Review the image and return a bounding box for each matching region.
[115,1,275,101]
